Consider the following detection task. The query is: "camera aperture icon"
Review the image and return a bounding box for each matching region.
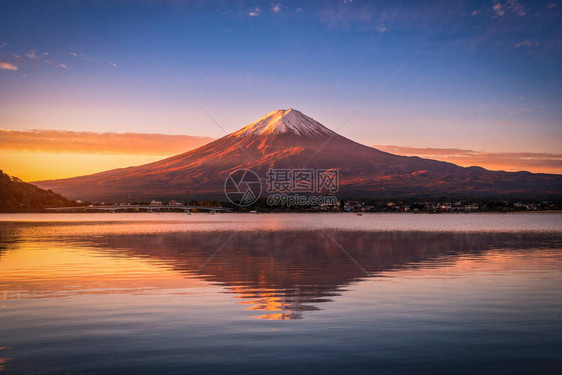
[224,169,262,206]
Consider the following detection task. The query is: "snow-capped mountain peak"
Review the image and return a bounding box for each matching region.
[35,107,562,202]
[233,108,335,137]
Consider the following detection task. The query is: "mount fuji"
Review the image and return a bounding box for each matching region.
[35,109,562,201]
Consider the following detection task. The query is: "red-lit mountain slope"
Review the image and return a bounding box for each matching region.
[35,109,562,201]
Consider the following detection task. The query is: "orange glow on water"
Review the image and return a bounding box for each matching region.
[1,220,560,322]
[0,245,205,300]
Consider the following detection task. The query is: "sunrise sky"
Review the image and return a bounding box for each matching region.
[1,0,561,180]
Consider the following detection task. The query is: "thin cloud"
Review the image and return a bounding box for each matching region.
[0,59,18,71]
[247,7,262,16]
[376,24,388,33]
[7,48,70,70]
[14,47,114,71]
[492,0,526,17]
[68,51,97,63]
[0,129,215,155]
[503,107,535,115]
[374,145,562,174]
[492,3,505,16]
[271,3,281,13]
[513,40,540,48]
[508,0,527,16]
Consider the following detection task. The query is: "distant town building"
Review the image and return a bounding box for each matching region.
[465,203,479,212]
[168,200,184,206]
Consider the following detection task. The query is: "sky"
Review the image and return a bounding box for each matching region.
[0,0,561,180]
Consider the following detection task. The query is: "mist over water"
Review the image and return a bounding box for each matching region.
[1,213,561,374]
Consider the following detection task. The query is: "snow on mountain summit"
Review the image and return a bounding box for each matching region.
[35,106,562,202]
[233,108,335,137]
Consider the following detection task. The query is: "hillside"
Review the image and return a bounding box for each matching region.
[0,170,77,212]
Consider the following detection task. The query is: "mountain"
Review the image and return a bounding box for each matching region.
[0,170,77,212]
[34,109,562,202]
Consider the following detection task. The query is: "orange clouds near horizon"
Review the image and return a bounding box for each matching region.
[374,145,562,174]
[0,129,214,154]
[0,129,215,181]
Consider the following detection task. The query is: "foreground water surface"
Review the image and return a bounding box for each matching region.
[0,213,561,374]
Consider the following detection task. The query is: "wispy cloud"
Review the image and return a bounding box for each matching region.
[492,0,527,17]
[3,47,69,70]
[271,3,281,13]
[374,145,562,174]
[508,0,527,16]
[513,40,540,48]
[69,51,96,62]
[69,51,106,65]
[4,46,118,73]
[493,3,506,16]
[503,106,536,115]
[0,59,18,71]
[0,129,215,155]
[247,7,262,17]
[376,24,388,33]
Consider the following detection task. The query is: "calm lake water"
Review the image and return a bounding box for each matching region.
[0,213,561,374]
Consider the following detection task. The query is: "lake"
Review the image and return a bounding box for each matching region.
[0,213,561,374]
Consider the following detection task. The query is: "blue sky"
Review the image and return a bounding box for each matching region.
[0,0,561,154]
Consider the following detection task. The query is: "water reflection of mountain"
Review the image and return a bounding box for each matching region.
[82,231,561,320]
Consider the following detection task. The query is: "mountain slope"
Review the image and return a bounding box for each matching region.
[34,109,562,201]
[0,170,77,212]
